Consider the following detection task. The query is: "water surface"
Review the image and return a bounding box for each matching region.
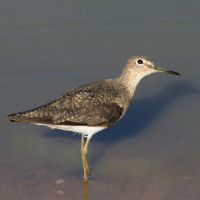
[1,1,200,199]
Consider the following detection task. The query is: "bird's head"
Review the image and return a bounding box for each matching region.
[125,56,180,76]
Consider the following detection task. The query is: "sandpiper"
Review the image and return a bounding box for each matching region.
[8,56,180,181]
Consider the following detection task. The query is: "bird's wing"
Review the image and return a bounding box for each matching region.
[52,102,123,127]
[8,80,124,127]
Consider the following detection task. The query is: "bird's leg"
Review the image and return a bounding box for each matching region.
[82,136,89,174]
[81,135,84,153]
[81,135,87,181]
[84,137,90,174]
[81,135,91,182]
[81,135,89,181]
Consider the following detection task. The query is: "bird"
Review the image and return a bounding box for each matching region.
[8,56,180,182]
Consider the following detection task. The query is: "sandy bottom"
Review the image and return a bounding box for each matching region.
[0,154,199,200]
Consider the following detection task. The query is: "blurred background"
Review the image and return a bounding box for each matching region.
[1,0,200,199]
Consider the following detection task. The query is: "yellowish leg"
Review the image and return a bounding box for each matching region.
[81,135,91,182]
[81,135,87,181]
[85,157,89,174]
[82,136,89,174]
[81,135,84,153]
[84,138,90,174]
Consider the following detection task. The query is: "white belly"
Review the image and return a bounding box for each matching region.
[34,123,106,139]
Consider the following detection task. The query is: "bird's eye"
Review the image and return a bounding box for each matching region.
[137,59,143,65]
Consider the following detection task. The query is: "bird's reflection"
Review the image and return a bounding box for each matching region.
[82,180,88,200]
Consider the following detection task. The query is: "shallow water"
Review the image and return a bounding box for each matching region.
[1,1,200,199]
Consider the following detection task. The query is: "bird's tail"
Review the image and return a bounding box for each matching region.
[8,111,35,123]
[7,106,51,124]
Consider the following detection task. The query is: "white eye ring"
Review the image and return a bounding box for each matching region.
[136,59,144,66]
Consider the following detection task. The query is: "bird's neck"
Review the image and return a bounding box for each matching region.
[116,70,146,99]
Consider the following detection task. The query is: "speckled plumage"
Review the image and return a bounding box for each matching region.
[8,79,127,128]
[8,56,180,138]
